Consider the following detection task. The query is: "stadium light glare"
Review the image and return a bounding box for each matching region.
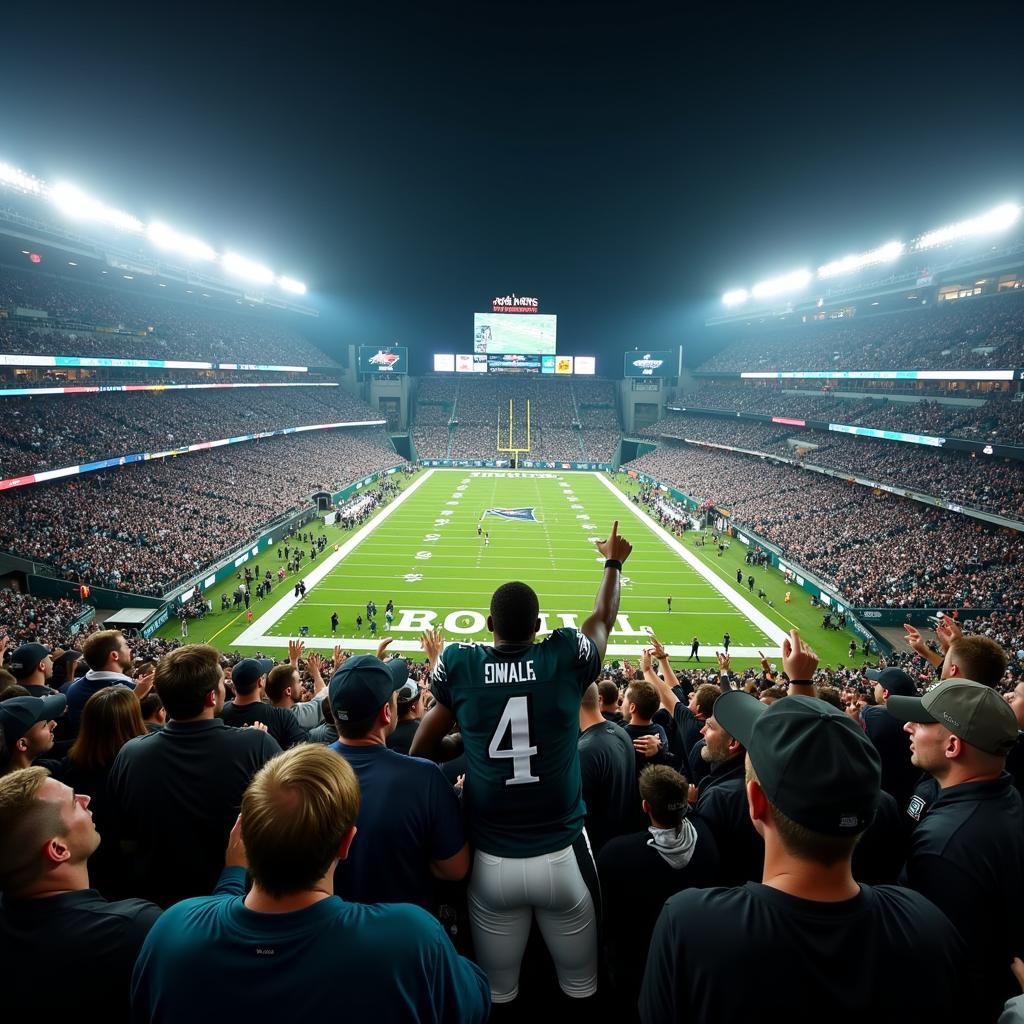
[722,288,749,307]
[817,240,904,279]
[50,181,144,234]
[914,202,1021,250]
[222,251,274,284]
[147,221,216,262]
[0,161,43,195]
[277,275,307,295]
[751,269,812,299]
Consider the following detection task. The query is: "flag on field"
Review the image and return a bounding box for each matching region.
[482,507,539,522]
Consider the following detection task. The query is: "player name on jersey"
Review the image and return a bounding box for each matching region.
[484,660,537,685]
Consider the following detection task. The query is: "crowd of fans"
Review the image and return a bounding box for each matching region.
[699,288,1024,371]
[0,386,384,477]
[645,413,1024,520]
[1,534,1022,1020]
[675,383,1024,443]
[624,443,1024,609]
[413,375,622,463]
[0,589,89,650]
[0,429,406,595]
[0,267,335,365]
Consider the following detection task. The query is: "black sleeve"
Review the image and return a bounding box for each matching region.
[639,899,686,1023]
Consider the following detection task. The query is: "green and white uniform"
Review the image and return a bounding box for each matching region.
[431,627,603,1003]
[431,627,602,857]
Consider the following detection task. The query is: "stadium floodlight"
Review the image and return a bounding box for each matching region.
[914,202,1021,250]
[277,275,307,295]
[49,182,145,233]
[722,288,749,307]
[147,221,216,262]
[0,161,43,195]
[817,240,904,279]
[751,269,812,299]
[222,251,274,284]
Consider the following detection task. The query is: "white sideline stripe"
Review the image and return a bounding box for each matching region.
[231,469,437,645]
[231,634,783,659]
[592,472,789,646]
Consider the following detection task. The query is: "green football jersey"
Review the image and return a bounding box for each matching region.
[431,627,603,858]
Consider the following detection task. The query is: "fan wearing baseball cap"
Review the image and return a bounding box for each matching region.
[0,694,66,775]
[887,679,1024,1021]
[327,653,468,910]
[640,685,968,1023]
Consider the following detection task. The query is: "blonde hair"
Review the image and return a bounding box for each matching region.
[0,767,60,892]
[242,745,360,897]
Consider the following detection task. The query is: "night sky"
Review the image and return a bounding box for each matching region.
[1,2,1021,371]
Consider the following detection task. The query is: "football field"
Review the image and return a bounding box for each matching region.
[231,469,788,658]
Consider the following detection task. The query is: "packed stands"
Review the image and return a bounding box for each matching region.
[415,375,621,463]
[0,266,336,365]
[623,443,1024,609]
[0,426,404,596]
[0,385,383,478]
[699,288,1024,372]
[675,383,1024,443]
[643,413,1024,519]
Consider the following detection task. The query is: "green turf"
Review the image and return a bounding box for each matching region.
[164,468,873,669]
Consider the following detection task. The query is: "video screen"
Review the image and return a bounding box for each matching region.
[433,353,455,372]
[623,350,672,378]
[488,354,542,373]
[474,313,557,355]
[358,346,408,374]
[456,354,488,373]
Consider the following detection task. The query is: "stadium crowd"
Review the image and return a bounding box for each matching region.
[646,413,1024,520]
[0,386,382,477]
[699,288,1024,372]
[1,523,1022,1022]
[414,376,621,464]
[624,443,1024,609]
[678,383,1024,442]
[0,267,335,365]
[0,429,406,595]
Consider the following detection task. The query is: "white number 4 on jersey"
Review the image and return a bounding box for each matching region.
[488,695,539,786]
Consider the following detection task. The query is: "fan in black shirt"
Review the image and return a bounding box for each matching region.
[0,767,162,1020]
[641,631,968,1024]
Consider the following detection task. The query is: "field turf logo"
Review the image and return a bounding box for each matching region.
[481,507,539,522]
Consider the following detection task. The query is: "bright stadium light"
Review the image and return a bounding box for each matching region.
[222,251,274,284]
[147,221,216,262]
[722,288,749,307]
[817,240,904,279]
[751,269,812,299]
[277,275,307,295]
[0,161,43,195]
[50,181,144,233]
[914,202,1021,250]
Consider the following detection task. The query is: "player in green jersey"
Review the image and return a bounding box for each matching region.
[412,520,633,1008]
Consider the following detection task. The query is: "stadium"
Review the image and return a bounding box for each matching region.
[0,9,1022,1022]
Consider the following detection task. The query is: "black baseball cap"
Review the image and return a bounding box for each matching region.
[886,679,1019,756]
[232,658,274,691]
[714,691,881,836]
[329,655,408,722]
[865,667,916,697]
[8,643,51,680]
[0,694,67,746]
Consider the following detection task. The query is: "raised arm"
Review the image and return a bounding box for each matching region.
[581,520,633,662]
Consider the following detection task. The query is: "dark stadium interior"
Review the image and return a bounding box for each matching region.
[0,4,1022,1022]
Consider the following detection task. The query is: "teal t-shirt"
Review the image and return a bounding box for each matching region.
[431,627,603,857]
[131,868,489,1023]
